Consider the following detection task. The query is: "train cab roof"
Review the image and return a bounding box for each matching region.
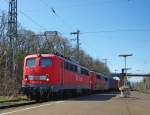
[24,54,60,60]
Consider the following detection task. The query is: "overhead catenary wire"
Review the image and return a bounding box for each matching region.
[19,11,47,31]
[81,29,150,35]
[1,0,72,40]
[2,0,47,31]
[38,0,75,31]
[42,0,130,9]
[2,0,149,36]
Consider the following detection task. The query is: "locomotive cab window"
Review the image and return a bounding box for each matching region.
[26,58,36,67]
[40,58,52,67]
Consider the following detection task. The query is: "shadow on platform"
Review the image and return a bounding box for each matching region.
[69,92,118,101]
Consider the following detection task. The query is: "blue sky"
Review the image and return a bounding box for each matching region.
[1,0,150,81]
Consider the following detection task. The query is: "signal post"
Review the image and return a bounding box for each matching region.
[119,54,133,97]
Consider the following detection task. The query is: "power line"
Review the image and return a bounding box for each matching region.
[46,0,129,9]
[71,30,80,61]
[19,11,47,30]
[38,0,75,30]
[2,0,47,31]
[81,29,150,34]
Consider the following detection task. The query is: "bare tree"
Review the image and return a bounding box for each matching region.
[0,12,110,96]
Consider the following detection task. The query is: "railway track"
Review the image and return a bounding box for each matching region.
[0,90,119,110]
[0,94,82,109]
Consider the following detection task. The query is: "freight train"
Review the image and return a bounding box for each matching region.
[22,53,119,100]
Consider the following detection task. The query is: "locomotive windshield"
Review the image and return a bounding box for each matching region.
[26,58,36,67]
[40,58,51,67]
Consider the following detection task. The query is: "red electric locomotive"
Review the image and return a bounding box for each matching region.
[22,53,91,100]
[22,53,119,100]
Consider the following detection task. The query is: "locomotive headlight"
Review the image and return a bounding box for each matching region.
[46,74,50,81]
[25,75,28,81]
[39,75,47,80]
[46,77,50,81]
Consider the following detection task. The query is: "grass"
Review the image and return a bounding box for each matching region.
[0,95,27,104]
